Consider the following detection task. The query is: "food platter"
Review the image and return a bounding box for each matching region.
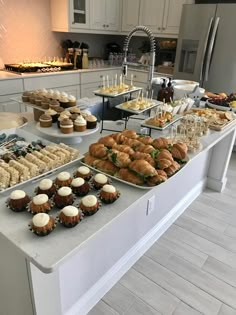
[141,114,182,131]
[94,86,142,98]
[206,99,236,112]
[115,99,162,114]
[0,113,28,130]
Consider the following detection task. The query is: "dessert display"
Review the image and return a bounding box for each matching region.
[29,194,52,214]
[29,213,56,237]
[55,172,72,187]
[7,189,30,212]
[99,184,120,204]
[58,206,82,228]
[82,129,189,188]
[74,166,92,181]
[79,195,100,216]
[0,132,80,191]
[71,177,90,196]
[53,186,74,208]
[36,179,56,198]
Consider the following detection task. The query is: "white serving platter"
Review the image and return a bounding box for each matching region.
[206,99,236,112]
[141,114,182,131]
[0,128,82,193]
[94,86,142,98]
[115,99,162,115]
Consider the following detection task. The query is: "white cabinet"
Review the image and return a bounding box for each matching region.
[90,0,120,31]
[70,0,90,29]
[121,0,140,32]
[0,78,24,113]
[139,0,165,33]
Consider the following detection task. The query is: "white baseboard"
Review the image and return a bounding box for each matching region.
[66,179,206,315]
[207,176,227,192]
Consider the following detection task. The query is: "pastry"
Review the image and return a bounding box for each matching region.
[99,184,119,204]
[29,194,52,214]
[55,171,72,187]
[129,160,157,178]
[36,179,56,198]
[171,142,188,160]
[49,99,60,110]
[111,132,126,144]
[70,107,81,114]
[29,213,56,236]
[131,152,155,167]
[118,168,144,185]
[79,195,99,216]
[53,186,74,208]
[92,173,109,190]
[74,115,86,132]
[59,95,69,108]
[112,144,135,155]
[122,129,138,139]
[41,98,50,109]
[45,108,58,123]
[98,136,116,148]
[7,189,30,212]
[68,95,77,107]
[89,143,107,159]
[39,114,52,128]
[152,137,169,150]
[22,91,31,102]
[122,138,142,149]
[165,161,180,177]
[138,136,153,145]
[18,157,40,177]
[108,149,131,168]
[83,154,99,167]
[86,115,97,129]
[58,205,81,228]
[136,145,155,154]
[75,166,92,181]
[60,118,74,134]
[71,177,90,196]
[70,113,78,122]
[35,96,43,106]
[93,159,119,175]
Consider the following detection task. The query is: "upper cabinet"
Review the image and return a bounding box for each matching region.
[90,0,120,31]
[121,0,194,36]
[70,0,90,29]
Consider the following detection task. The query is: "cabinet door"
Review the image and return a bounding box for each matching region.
[105,0,120,31]
[90,0,107,30]
[162,0,186,35]
[81,82,102,98]
[70,0,90,29]
[139,0,165,33]
[121,0,140,32]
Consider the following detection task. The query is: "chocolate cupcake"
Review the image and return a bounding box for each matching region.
[55,171,72,187]
[29,213,56,236]
[53,187,74,209]
[45,108,58,123]
[29,194,52,214]
[71,177,90,196]
[86,115,97,129]
[39,114,52,128]
[74,115,86,132]
[41,98,50,109]
[22,91,31,102]
[58,205,82,228]
[60,118,74,134]
[7,189,30,212]
[36,179,56,198]
[35,96,43,107]
[49,99,60,110]
[92,173,109,190]
[59,95,69,108]
[79,195,100,216]
[75,166,92,181]
[99,184,120,204]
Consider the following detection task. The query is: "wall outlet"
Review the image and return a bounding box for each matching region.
[146,195,155,216]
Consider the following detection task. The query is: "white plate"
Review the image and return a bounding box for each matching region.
[0,128,82,193]
[115,99,162,114]
[141,114,182,131]
[94,86,142,98]
[206,99,236,112]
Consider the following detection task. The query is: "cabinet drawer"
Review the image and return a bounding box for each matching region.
[131,71,148,83]
[81,69,121,84]
[0,79,23,96]
[23,73,80,90]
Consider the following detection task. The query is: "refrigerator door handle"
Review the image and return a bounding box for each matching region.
[204,17,220,82]
[200,17,213,84]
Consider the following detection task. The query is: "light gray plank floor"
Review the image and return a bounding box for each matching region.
[89,152,236,315]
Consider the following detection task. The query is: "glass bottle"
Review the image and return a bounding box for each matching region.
[82,49,89,69]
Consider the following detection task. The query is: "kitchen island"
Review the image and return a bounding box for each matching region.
[0,120,235,315]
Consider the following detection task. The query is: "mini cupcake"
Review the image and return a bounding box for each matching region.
[99,184,120,204]
[59,95,69,108]
[39,114,52,128]
[86,115,97,129]
[36,179,56,198]
[7,189,30,212]
[41,98,50,109]
[74,115,86,132]
[60,110,72,118]
[49,99,60,110]
[35,96,43,107]
[29,194,52,214]
[29,213,56,236]
[71,177,90,196]
[79,195,100,215]
[81,110,92,118]
[45,108,58,123]
[60,118,74,134]
[47,89,54,100]
[41,88,48,98]
[57,113,69,128]
[70,113,78,122]
[53,186,74,209]
[22,91,31,102]
[68,95,77,107]
[55,106,64,116]
[92,173,109,190]
[29,94,36,104]
[70,107,81,115]
[75,166,92,181]
[55,171,72,187]
[58,205,82,228]
[52,90,61,101]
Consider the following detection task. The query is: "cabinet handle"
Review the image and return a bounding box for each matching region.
[162,27,165,30]
[158,27,161,30]
[106,24,109,27]
[103,24,106,27]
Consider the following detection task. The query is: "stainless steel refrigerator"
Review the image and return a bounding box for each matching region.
[174,4,236,93]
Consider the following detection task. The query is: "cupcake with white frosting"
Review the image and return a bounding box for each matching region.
[7,189,30,212]
[59,95,69,108]
[29,213,56,236]
[60,118,74,134]
[71,177,90,196]
[75,166,92,181]
[36,179,56,198]
[39,114,52,127]
[92,173,109,190]
[58,205,82,227]
[53,186,74,208]
[86,115,97,129]
[45,108,58,123]
[29,194,52,214]
[79,195,100,215]
[68,95,77,107]
[55,171,72,187]
[99,184,120,204]
[74,114,86,132]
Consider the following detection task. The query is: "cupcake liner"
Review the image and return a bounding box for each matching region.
[27,201,53,215]
[6,198,30,213]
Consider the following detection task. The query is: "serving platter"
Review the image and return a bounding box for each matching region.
[115,99,162,115]
[206,99,236,112]
[0,128,82,193]
[94,86,142,98]
[141,114,182,131]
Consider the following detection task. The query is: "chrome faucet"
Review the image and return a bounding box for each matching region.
[122,26,156,96]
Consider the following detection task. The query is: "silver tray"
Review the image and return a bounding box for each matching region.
[0,128,82,193]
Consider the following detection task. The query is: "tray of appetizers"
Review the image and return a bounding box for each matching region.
[206,93,236,112]
[115,99,162,114]
[141,113,182,131]
[0,128,82,193]
[94,86,142,98]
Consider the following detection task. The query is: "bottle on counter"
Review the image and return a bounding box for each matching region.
[82,49,89,69]
[166,78,174,102]
[157,78,168,102]
[75,48,82,69]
